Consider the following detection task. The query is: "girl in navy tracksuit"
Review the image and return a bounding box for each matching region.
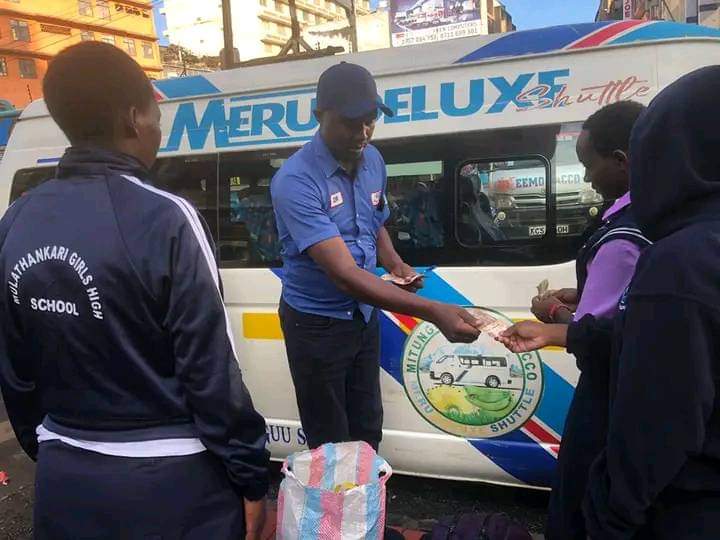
[0,42,269,539]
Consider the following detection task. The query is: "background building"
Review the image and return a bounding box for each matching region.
[303,10,390,52]
[303,0,514,53]
[487,0,514,33]
[0,0,162,108]
[160,0,371,61]
[597,0,719,27]
[387,0,514,47]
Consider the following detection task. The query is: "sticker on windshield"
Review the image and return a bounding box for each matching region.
[401,307,543,439]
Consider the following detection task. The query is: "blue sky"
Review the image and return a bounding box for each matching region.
[499,0,598,29]
[369,0,599,30]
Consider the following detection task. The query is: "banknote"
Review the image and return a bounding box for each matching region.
[381,266,436,286]
[381,273,421,285]
[465,307,510,339]
[536,279,550,297]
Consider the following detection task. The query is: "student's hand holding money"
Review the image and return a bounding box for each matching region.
[531,283,578,323]
[498,321,568,353]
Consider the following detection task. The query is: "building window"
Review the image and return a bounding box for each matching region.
[81,31,94,41]
[124,38,136,56]
[19,59,37,79]
[97,0,111,20]
[0,58,7,77]
[142,42,154,58]
[10,20,30,42]
[78,0,93,16]
[101,34,115,45]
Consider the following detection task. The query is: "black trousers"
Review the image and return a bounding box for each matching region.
[34,440,244,540]
[546,359,610,540]
[279,300,383,451]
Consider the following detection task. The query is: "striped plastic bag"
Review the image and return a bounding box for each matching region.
[276,441,393,540]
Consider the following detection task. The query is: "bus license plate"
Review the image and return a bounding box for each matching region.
[529,224,571,237]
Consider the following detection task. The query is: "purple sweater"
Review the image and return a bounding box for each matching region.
[574,193,641,320]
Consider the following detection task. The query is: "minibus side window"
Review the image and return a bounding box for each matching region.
[10,167,56,202]
[384,160,445,253]
[151,154,219,242]
[218,151,291,268]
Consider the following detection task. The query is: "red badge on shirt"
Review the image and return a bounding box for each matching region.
[371,191,381,207]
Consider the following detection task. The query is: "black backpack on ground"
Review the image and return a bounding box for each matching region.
[420,513,533,540]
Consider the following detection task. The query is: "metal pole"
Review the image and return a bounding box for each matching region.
[221,0,235,69]
[349,0,358,53]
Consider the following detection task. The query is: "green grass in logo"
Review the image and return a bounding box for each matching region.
[434,386,519,426]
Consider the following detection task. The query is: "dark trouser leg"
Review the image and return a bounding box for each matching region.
[546,367,609,540]
[279,300,364,449]
[34,440,244,540]
[345,311,383,451]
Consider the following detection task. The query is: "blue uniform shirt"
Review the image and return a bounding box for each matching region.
[271,133,390,322]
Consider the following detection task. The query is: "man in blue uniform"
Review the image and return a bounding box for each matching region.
[272,63,480,452]
[0,42,269,539]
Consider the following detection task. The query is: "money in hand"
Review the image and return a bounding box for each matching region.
[465,307,510,339]
[537,279,550,297]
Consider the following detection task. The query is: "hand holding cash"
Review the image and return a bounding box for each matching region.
[465,307,510,339]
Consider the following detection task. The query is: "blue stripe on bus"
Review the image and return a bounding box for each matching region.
[470,428,557,487]
[153,76,222,99]
[456,22,612,64]
[536,361,574,437]
[37,157,60,164]
[609,20,720,45]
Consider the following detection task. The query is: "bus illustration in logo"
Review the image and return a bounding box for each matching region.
[429,353,523,389]
[402,308,543,439]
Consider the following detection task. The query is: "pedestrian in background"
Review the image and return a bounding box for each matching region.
[520,101,651,540]
[271,62,480,453]
[0,42,269,539]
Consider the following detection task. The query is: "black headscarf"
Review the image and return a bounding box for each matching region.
[630,65,720,241]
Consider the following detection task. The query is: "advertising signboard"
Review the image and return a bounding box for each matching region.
[623,0,635,19]
[390,0,483,47]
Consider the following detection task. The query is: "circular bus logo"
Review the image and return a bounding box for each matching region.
[401,308,543,439]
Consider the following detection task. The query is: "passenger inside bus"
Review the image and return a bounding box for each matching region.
[384,162,444,250]
[229,178,282,264]
[457,164,506,244]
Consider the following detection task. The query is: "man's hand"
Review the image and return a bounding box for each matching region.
[429,303,481,343]
[388,261,424,292]
[244,497,267,540]
[497,321,568,353]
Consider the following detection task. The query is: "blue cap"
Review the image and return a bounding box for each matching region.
[316,62,394,119]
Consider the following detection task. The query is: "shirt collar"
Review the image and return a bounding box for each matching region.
[603,191,631,220]
[312,132,368,179]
